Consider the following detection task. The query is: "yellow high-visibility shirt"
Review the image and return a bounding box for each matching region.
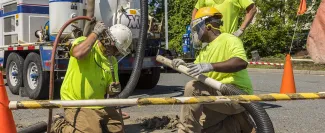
[195,0,255,34]
[194,33,253,94]
[60,36,119,108]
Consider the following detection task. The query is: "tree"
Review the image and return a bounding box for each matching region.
[241,0,321,58]
[167,0,196,53]
[166,0,321,57]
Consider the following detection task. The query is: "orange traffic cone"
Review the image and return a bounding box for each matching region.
[280,54,296,94]
[0,71,17,133]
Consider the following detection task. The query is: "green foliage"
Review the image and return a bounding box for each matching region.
[166,0,321,57]
[241,0,321,58]
[167,0,196,53]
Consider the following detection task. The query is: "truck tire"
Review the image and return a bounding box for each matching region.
[23,53,49,99]
[137,67,160,89]
[120,67,161,90]
[6,52,24,95]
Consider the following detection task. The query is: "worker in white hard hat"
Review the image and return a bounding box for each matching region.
[174,7,254,133]
[51,19,132,133]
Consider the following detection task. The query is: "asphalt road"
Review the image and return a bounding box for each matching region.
[8,71,325,133]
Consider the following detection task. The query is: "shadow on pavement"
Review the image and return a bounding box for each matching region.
[258,102,282,109]
[124,123,175,133]
[253,89,278,94]
[132,85,184,97]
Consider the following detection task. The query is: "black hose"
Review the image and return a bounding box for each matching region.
[17,121,47,133]
[116,0,148,98]
[219,84,275,133]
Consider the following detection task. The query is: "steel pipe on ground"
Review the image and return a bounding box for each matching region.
[9,92,325,109]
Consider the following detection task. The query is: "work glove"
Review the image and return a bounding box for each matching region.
[172,59,187,68]
[92,21,107,37]
[107,82,121,95]
[187,63,214,77]
[233,29,244,37]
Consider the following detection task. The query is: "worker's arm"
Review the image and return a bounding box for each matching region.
[187,58,247,76]
[71,33,98,60]
[239,3,257,30]
[192,0,203,21]
[211,57,248,73]
[187,37,248,76]
[192,8,198,21]
[71,21,107,60]
[233,3,257,37]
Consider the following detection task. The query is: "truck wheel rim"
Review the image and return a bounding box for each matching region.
[27,62,38,90]
[9,62,18,86]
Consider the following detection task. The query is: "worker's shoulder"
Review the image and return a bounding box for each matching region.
[74,36,87,42]
[219,33,243,43]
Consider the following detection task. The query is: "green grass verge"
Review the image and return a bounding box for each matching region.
[248,58,325,71]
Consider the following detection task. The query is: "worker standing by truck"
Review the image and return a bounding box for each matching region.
[192,0,257,37]
[174,7,254,133]
[51,19,133,133]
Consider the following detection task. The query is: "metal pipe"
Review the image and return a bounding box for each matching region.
[164,0,168,50]
[156,55,222,89]
[48,16,92,133]
[291,58,314,62]
[9,92,325,109]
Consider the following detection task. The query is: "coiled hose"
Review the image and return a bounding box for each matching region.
[219,84,275,133]
[116,0,148,98]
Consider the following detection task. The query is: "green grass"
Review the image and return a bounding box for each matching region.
[248,58,325,71]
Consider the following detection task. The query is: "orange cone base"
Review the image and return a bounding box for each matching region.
[280,54,296,94]
[0,71,17,133]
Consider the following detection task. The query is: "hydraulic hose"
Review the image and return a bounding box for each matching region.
[156,56,274,132]
[219,84,275,133]
[116,0,148,98]
[17,121,47,133]
[48,16,92,133]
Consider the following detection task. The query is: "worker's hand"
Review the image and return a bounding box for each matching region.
[172,59,186,68]
[187,63,214,77]
[92,21,107,37]
[108,82,121,95]
[233,29,244,37]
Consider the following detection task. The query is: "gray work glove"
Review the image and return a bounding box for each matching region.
[233,29,244,37]
[92,21,107,36]
[187,63,214,77]
[172,59,187,68]
[108,82,121,95]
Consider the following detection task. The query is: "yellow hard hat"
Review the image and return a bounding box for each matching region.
[194,7,222,20]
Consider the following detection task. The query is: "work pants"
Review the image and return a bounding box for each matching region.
[178,80,255,133]
[51,107,123,133]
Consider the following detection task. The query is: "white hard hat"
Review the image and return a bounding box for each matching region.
[109,24,133,55]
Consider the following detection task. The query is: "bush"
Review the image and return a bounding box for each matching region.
[166,0,321,57]
[241,0,320,58]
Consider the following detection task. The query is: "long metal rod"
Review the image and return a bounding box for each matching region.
[9,92,325,109]
[164,0,168,50]
[156,55,222,89]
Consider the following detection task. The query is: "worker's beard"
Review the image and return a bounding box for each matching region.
[192,32,202,49]
[192,32,209,49]
[104,45,120,56]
